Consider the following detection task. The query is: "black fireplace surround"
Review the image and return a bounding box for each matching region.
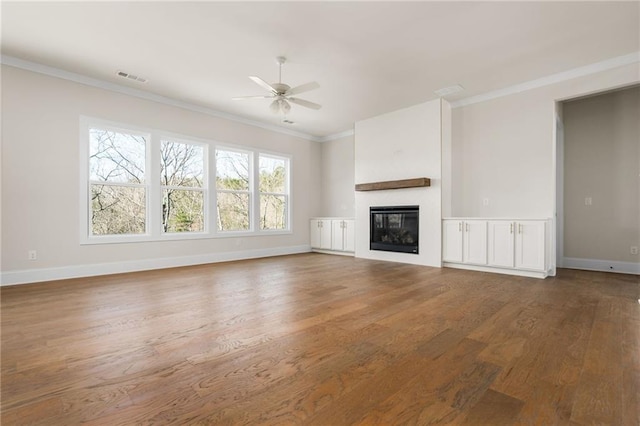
[370,205,419,254]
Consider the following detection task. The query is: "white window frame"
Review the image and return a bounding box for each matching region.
[80,117,153,244]
[257,152,291,232]
[159,136,209,236]
[214,146,254,234]
[80,116,292,245]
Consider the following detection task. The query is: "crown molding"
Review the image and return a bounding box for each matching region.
[316,128,355,143]
[4,52,638,139]
[451,51,640,108]
[0,55,327,142]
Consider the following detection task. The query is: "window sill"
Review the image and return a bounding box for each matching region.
[80,229,293,245]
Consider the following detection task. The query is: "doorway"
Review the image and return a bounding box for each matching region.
[556,85,640,274]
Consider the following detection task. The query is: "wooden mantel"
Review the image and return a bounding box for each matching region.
[355,177,431,192]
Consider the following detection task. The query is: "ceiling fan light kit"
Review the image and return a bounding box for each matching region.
[233,56,321,115]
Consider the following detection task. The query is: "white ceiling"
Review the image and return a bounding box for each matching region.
[2,1,639,139]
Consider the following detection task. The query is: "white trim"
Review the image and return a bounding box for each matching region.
[81,116,293,243]
[562,257,640,275]
[311,249,355,257]
[0,245,312,286]
[5,52,637,141]
[555,108,564,271]
[443,262,549,279]
[451,51,640,108]
[315,129,355,143]
[257,152,291,232]
[1,55,321,142]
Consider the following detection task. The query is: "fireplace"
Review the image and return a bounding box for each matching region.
[370,206,419,254]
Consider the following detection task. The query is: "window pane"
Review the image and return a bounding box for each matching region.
[260,194,286,230]
[216,150,249,191]
[217,192,250,231]
[259,156,287,193]
[91,184,146,235]
[162,189,204,233]
[160,140,204,188]
[90,128,146,183]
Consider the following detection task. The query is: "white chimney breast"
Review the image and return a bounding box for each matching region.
[354,99,447,267]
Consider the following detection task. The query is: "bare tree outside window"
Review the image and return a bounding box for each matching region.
[216,149,250,231]
[85,121,291,241]
[89,128,147,235]
[259,155,288,230]
[161,140,205,233]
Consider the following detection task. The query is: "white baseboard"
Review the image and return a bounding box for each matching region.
[0,245,312,286]
[562,257,640,275]
[442,262,549,279]
[311,249,355,257]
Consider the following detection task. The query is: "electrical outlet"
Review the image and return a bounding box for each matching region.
[631,246,639,255]
[482,198,489,206]
[584,197,592,206]
[28,250,37,261]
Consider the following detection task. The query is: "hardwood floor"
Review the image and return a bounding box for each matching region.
[1,253,638,425]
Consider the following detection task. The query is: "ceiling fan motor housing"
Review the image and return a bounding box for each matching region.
[271,83,291,95]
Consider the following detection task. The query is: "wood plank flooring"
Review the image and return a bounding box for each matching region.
[1,253,638,425]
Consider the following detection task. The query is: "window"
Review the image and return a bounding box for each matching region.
[215,149,251,231]
[81,117,291,243]
[161,139,206,233]
[259,154,289,230]
[89,127,148,236]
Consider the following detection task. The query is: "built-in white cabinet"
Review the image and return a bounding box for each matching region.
[444,218,550,278]
[442,220,463,262]
[464,220,488,265]
[310,219,332,250]
[310,218,355,255]
[332,219,355,252]
[442,219,487,265]
[514,221,546,271]
[487,220,547,271]
[487,221,515,268]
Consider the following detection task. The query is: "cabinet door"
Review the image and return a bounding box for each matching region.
[442,220,463,262]
[463,220,487,265]
[343,220,355,252]
[310,219,322,248]
[310,219,332,249]
[331,220,344,251]
[319,219,332,250]
[488,221,515,268]
[515,221,546,271]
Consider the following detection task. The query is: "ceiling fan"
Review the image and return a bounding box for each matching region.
[233,56,321,114]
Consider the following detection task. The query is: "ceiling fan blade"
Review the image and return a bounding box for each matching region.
[232,95,273,100]
[249,76,277,94]
[288,97,322,110]
[285,81,320,96]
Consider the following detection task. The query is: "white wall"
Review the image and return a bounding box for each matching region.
[354,99,443,267]
[320,134,355,217]
[441,100,452,217]
[451,62,639,219]
[563,86,639,263]
[1,65,322,284]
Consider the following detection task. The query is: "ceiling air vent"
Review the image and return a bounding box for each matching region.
[116,70,148,84]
